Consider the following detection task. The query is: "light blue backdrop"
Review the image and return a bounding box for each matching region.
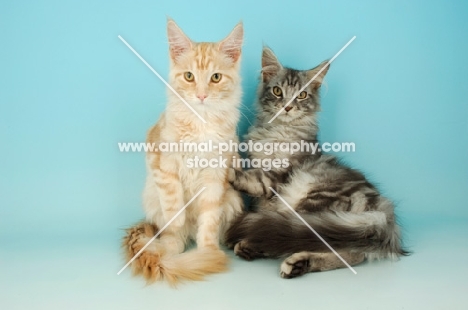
[1,0,467,243]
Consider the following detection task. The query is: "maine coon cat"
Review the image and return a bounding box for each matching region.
[122,19,244,285]
[225,47,408,278]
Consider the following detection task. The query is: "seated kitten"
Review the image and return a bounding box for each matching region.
[225,47,408,278]
[122,19,244,285]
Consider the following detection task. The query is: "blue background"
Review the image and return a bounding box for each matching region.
[1,1,467,309]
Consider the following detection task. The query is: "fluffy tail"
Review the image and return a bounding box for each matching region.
[225,209,409,259]
[122,221,228,286]
[158,248,228,285]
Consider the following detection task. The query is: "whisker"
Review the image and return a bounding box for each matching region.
[239,102,256,116]
[238,109,253,127]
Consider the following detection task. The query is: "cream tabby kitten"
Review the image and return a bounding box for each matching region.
[123,19,244,285]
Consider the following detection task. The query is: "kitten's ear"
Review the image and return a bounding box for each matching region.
[262,47,282,82]
[219,22,243,63]
[307,60,330,89]
[167,18,192,62]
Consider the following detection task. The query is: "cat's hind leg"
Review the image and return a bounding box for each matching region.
[233,239,268,261]
[280,251,365,279]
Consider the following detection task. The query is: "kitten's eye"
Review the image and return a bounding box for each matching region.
[272,86,282,97]
[184,72,194,82]
[297,91,308,100]
[211,73,222,83]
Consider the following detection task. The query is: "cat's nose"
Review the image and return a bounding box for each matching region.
[284,106,293,112]
[197,94,207,102]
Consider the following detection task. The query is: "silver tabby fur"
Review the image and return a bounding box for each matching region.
[225,47,408,279]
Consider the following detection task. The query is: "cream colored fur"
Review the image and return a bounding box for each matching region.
[123,18,244,285]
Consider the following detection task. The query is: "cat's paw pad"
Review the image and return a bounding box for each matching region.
[234,240,262,261]
[280,256,310,279]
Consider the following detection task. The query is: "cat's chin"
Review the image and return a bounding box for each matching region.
[182,99,206,108]
[274,114,313,126]
[188,99,227,108]
[277,113,299,123]
[186,97,211,105]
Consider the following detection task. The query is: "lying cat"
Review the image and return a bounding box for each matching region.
[225,47,408,278]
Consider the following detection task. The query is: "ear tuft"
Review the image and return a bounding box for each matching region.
[307,60,330,89]
[219,22,243,63]
[167,18,192,62]
[261,46,282,82]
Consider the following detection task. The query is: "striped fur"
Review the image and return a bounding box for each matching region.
[122,18,244,285]
[225,47,408,278]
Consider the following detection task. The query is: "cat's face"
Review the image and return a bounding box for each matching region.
[167,19,243,110]
[258,47,329,124]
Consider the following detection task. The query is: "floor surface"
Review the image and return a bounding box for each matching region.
[1,219,467,310]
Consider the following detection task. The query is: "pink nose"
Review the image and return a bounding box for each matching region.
[197,94,207,101]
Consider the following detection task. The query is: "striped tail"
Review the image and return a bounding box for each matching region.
[122,221,229,286]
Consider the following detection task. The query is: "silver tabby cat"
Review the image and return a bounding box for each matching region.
[225,47,408,278]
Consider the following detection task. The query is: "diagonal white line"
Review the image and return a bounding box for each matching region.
[268,36,356,123]
[269,187,357,275]
[118,35,207,124]
[117,187,207,275]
